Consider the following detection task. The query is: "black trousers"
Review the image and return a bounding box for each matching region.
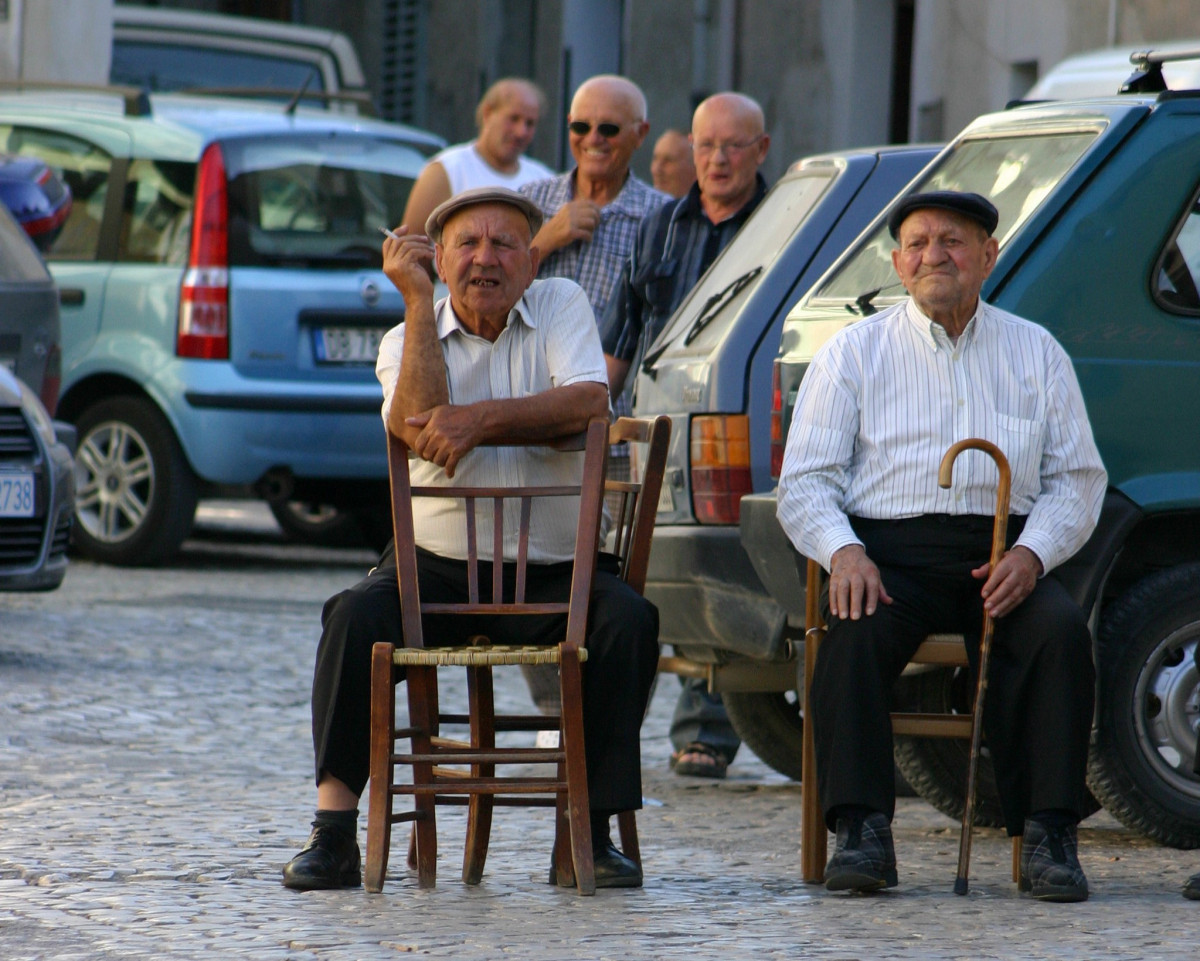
[811,514,1095,836]
[310,543,660,814]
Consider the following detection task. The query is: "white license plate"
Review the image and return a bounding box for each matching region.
[314,327,385,363]
[0,473,35,518]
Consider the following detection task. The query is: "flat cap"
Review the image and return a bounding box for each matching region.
[887,190,999,239]
[424,186,544,242]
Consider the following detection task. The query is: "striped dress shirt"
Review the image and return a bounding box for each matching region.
[376,278,609,563]
[776,297,1107,574]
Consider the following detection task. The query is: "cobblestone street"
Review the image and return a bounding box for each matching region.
[0,505,1195,960]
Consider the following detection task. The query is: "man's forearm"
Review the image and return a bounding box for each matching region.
[388,297,447,439]
[467,381,609,444]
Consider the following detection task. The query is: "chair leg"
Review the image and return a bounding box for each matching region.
[616,811,640,866]
[1012,834,1022,884]
[463,665,495,885]
[559,644,595,895]
[365,643,396,893]
[800,621,827,883]
[552,793,575,887]
[408,665,439,889]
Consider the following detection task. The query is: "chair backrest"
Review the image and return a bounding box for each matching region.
[386,418,610,651]
[605,415,671,596]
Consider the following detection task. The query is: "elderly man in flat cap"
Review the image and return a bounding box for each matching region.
[777,190,1107,901]
[282,186,658,892]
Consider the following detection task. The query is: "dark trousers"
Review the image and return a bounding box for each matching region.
[310,543,660,814]
[811,514,1095,836]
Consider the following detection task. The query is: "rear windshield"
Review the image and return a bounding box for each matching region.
[655,168,837,352]
[811,129,1100,309]
[111,41,326,94]
[223,134,425,270]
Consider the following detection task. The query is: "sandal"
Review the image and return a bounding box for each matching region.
[669,741,729,779]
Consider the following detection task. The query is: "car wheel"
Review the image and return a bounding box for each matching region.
[268,499,364,547]
[1088,565,1200,848]
[723,689,804,781]
[73,397,198,566]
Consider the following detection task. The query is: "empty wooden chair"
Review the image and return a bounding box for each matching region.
[365,415,670,894]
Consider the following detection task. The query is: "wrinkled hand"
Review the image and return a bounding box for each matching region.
[381,225,436,303]
[406,405,480,478]
[973,545,1043,618]
[544,198,601,247]
[828,544,892,620]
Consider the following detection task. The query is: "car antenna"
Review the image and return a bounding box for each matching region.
[285,69,317,115]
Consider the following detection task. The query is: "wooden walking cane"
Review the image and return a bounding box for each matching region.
[937,438,1011,897]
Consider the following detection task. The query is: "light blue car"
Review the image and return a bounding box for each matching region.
[0,87,442,564]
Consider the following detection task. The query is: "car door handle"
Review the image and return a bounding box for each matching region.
[59,288,85,307]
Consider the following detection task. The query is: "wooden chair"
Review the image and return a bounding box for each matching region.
[364,415,670,894]
[799,558,1021,885]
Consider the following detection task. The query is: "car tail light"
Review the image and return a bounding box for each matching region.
[690,414,752,524]
[770,360,784,479]
[39,343,61,415]
[178,143,229,359]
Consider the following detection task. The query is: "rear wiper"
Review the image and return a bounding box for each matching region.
[640,265,762,376]
[846,280,903,317]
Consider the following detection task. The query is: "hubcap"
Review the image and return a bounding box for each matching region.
[1134,625,1200,798]
[75,420,155,545]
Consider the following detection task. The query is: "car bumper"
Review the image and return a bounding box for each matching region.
[738,490,808,621]
[0,436,73,592]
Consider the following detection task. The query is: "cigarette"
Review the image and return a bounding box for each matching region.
[379,225,402,241]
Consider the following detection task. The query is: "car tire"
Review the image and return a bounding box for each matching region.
[73,396,198,566]
[1087,565,1200,848]
[268,499,364,547]
[723,689,805,781]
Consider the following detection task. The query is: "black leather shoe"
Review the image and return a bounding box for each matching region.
[1183,871,1200,900]
[593,842,643,889]
[824,811,898,893]
[282,824,361,891]
[1019,819,1088,902]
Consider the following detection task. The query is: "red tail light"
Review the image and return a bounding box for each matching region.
[769,360,784,478]
[690,414,752,524]
[178,143,229,359]
[39,343,61,415]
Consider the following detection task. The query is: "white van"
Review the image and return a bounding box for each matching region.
[1028,40,1200,99]
[110,4,371,111]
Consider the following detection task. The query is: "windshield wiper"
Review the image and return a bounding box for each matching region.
[846,280,903,317]
[640,265,763,376]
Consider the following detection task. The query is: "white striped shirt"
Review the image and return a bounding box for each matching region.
[376,278,609,563]
[776,298,1107,574]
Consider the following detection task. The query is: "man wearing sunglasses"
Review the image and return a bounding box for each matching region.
[599,92,770,782]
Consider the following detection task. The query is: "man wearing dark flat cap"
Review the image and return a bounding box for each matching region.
[282,186,658,892]
[777,190,1107,901]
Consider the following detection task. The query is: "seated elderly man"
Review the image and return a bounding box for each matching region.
[281,186,660,892]
[777,191,1107,902]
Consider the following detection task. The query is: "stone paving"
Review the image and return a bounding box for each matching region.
[0,503,1196,959]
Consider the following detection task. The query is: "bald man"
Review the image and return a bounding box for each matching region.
[651,129,696,198]
[401,78,554,234]
[600,92,770,780]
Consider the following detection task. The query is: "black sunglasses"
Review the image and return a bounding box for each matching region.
[568,120,623,138]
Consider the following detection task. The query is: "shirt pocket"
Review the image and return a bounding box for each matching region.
[633,257,679,314]
[994,412,1044,496]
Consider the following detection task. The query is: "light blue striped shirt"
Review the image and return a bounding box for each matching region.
[776,298,1107,574]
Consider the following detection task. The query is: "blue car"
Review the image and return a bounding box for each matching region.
[0,87,442,564]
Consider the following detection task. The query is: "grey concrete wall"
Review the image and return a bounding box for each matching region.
[0,0,113,83]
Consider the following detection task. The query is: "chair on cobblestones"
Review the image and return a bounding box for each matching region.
[365,415,670,894]
[799,558,1022,885]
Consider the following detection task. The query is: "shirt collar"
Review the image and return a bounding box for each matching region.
[434,290,538,339]
[674,172,768,227]
[904,296,986,350]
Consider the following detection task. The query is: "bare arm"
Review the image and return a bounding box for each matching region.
[400,161,452,234]
[530,198,601,257]
[605,354,630,400]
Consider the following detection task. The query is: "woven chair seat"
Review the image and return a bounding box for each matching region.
[392,645,589,667]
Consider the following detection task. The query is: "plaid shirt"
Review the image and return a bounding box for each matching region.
[520,170,670,323]
[599,175,767,379]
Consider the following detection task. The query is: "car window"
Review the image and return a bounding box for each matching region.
[810,130,1101,310]
[119,159,195,265]
[111,40,327,94]
[1155,189,1200,314]
[0,125,113,261]
[656,168,838,351]
[222,134,424,269]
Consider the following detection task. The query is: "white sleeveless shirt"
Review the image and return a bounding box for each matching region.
[433,141,554,194]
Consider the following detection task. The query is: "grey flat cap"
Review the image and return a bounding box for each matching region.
[424,186,544,242]
[887,190,999,239]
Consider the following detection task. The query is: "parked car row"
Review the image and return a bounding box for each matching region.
[634,48,1200,848]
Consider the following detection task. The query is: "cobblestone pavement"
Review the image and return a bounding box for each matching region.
[0,503,1195,960]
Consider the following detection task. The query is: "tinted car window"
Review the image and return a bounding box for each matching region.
[657,170,838,352]
[111,41,326,93]
[0,125,114,261]
[223,134,422,269]
[812,130,1100,308]
[1155,188,1200,313]
[119,159,195,265]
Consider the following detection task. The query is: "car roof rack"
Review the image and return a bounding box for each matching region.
[1121,47,1200,93]
[0,81,152,116]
